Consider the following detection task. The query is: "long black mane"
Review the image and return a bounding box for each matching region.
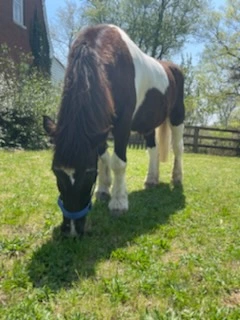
[54,32,114,168]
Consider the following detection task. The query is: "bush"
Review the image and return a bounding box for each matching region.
[0,45,60,150]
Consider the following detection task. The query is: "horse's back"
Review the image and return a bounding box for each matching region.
[112,26,169,107]
[72,24,184,131]
[74,25,170,110]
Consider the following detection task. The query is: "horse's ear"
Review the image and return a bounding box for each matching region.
[43,115,56,137]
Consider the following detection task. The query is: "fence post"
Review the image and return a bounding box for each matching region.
[193,127,200,153]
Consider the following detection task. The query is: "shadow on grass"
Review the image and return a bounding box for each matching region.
[28,183,185,291]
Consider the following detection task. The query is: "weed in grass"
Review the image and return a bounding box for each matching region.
[0,237,30,257]
[1,296,54,320]
[141,306,240,320]
[62,313,97,320]
[101,276,130,303]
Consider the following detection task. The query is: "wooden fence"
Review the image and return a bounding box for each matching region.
[126,126,240,156]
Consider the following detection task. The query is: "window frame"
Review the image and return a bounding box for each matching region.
[13,0,25,28]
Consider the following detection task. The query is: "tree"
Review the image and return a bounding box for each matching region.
[30,10,51,75]
[180,54,216,126]
[198,0,240,127]
[50,0,208,62]
[83,0,208,59]
[180,54,199,125]
[50,0,85,63]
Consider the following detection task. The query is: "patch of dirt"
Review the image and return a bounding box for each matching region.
[0,290,8,306]
[161,248,187,263]
[224,289,240,308]
[226,261,240,272]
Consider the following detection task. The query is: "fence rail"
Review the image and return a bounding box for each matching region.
[125,126,240,156]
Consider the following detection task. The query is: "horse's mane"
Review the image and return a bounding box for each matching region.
[54,33,114,168]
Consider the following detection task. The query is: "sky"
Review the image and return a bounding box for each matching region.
[45,0,226,65]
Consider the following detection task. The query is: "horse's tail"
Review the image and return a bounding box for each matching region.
[156,119,171,162]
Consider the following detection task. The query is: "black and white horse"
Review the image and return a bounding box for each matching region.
[44,24,185,237]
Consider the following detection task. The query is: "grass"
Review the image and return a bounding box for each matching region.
[0,148,240,319]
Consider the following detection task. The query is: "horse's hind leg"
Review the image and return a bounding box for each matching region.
[171,123,184,185]
[144,130,159,188]
[170,71,185,185]
[96,142,112,201]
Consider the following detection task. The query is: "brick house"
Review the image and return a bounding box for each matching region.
[0,0,64,83]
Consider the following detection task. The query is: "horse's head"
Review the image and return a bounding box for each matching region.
[53,164,98,237]
[43,116,98,237]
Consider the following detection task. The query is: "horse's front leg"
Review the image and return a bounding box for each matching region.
[96,143,112,201]
[144,130,159,188]
[109,152,128,215]
[109,127,130,215]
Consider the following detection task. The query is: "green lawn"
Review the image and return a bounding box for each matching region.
[0,149,239,319]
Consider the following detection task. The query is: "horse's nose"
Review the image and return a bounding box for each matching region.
[61,217,86,238]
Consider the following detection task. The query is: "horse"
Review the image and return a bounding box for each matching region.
[43,24,185,237]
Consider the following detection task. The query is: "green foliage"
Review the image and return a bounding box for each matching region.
[0,45,60,150]
[180,55,216,126]
[180,55,199,125]
[83,0,207,59]
[0,237,31,256]
[197,0,240,127]
[0,149,240,319]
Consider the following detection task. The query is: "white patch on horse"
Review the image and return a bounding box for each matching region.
[96,26,108,48]
[145,146,159,186]
[62,168,76,185]
[171,123,184,184]
[97,150,112,195]
[112,25,169,114]
[109,152,128,212]
[53,167,76,185]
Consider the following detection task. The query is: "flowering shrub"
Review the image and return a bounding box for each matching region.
[0,46,60,149]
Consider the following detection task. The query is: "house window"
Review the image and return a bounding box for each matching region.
[13,0,24,27]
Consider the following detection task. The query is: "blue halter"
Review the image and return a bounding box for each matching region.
[57,197,92,220]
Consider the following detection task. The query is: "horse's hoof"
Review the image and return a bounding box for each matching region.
[172,179,183,187]
[95,191,110,202]
[110,209,127,217]
[144,182,158,189]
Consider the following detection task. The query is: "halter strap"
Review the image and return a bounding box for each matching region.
[57,197,92,220]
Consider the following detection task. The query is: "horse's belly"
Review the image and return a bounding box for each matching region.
[131,88,168,134]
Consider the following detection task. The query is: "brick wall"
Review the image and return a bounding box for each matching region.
[0,0,45,62]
